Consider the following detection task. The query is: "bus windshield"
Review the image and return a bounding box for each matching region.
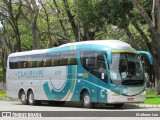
[109,53,144,85]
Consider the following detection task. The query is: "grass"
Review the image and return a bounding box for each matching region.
[0,91,7,98]
[144,89,160,104]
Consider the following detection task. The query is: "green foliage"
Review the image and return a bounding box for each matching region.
[0,0,158,88]
[128,24,149,50]
[0,91,7,98]
[144,89,160,104]
[76,0,105,29]
[98,0,133,28]
[0,67,2,81]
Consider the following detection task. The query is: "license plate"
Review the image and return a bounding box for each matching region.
[127,98,134,102]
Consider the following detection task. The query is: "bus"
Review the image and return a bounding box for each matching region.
[6,40,153,108]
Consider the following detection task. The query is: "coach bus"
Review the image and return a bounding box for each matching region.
[6,40,153,108]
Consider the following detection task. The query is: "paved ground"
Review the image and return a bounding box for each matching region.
[0,101,159,120]
[0,100,160,111]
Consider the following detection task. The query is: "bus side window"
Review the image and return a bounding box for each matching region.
[60,52,68,65]
[28,56,33,68]
[80,51,97,71]
[80,51,107,82]
[28,54,42,68]
[9,57,19,69]
[60,51,77,66]
[68,51,77,65]
[52,53,60,66]
[43,52,60,67]
[43,54,52,67]
[19,56,28,68]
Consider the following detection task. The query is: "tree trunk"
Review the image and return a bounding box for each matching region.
[63,0,79,42]
[39,0,52,48]
[14,21,21,52]
[53,0,68,38]
[82,25,95,41]
[31,1,39,49]
[1,50,6,83]
[153,59,160,94]
[32,19,39,49]
[131,0,160,55]
[2,0,22,52]
[129,16,154,54]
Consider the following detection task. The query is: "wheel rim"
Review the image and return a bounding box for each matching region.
[84,94,90,105]
[21,93,26,102]
[29,93,34,104]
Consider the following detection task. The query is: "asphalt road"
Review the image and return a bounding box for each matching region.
[0,101,159,120]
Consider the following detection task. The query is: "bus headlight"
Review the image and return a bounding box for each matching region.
[141,90,146,96]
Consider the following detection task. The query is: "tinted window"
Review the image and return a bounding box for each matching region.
[80,51,107,81]
[9,57,19,69]
[28,54,43,68]
[43,52,60,67]
[60,51,77,66]
[19,56,28,68]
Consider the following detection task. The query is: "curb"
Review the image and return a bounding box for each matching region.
[132,103,160,108]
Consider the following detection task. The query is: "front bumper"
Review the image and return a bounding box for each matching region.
[107,89,146,103]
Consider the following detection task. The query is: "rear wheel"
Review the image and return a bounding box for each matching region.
[81,91,94,108]
[28,91,36,105]
[20,91,28,105]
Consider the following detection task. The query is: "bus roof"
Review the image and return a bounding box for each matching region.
[8,49,50,57]
[9,40,136,57]
[59,40,131,48]
[58,40,136,52]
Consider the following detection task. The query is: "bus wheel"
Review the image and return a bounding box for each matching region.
[28,91,36,105]
[20,91,28,105]
[81,91,94,108]
[113,103,124,108]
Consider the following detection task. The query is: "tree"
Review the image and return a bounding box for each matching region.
[63,0,79,42]
[131,0,160,94]
[0,0,22,52]
[23,0,40,49]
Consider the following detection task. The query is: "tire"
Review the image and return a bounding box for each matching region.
[113,103,124,108]
[28,91,36,105]
[81,91,94,108]
[20,91,28,105]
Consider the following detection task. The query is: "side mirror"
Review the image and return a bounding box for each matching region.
[138,51,153,65]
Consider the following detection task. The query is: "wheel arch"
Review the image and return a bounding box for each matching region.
[27,88,33,98]
[80,88,91,101]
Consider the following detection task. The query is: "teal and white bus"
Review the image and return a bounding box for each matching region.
[6,40,152,108]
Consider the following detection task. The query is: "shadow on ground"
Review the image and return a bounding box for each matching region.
[14,101,147,110]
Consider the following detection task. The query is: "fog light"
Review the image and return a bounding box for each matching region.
[141,90,146,95]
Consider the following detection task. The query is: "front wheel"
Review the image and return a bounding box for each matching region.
[81,91,94,108]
